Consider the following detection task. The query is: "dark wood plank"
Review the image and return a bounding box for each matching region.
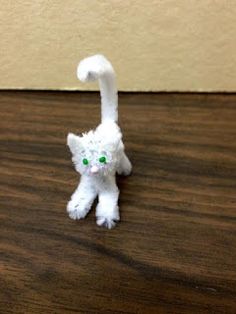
[0,91,236,314]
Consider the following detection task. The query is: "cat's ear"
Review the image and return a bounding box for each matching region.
[67,133,83,155]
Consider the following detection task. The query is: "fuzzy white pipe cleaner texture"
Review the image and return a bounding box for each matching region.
[67,54,132,229]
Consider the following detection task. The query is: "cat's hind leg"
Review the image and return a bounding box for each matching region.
[96,177,120,229]
[67,176,97,220]
[117,152,132,176]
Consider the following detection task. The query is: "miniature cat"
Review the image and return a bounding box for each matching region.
[67,54,132,229]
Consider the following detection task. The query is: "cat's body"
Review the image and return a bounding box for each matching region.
[67,55,132,229]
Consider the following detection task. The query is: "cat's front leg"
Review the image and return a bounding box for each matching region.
[96,176,120,229]
[117,151,132,176]
[67,176,97,220]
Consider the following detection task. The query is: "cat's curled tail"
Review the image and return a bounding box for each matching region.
[77,54,118,123]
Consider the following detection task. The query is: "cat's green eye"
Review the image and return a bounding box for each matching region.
[99,156,106,163]
[82,158,89,165]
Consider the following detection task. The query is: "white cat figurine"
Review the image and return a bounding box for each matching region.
[67,54,132,229]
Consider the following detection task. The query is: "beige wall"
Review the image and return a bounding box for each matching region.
[0,1,236,92]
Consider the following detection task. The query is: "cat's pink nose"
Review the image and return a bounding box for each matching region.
[90,165,99,174]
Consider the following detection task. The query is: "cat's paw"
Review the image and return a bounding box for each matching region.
[117,156,132,176]
[96,202,120,229]
[96,216,118,229]
[66,200,89,220]
[117,163,132,176]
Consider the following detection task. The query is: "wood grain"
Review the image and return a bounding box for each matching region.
[0,91,236,314]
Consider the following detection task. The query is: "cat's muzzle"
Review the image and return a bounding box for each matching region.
[90,165,99,174]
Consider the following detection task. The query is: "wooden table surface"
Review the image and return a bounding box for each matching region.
[0,91,236,314]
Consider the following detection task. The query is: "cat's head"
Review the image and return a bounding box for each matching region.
[67,125,122,176]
